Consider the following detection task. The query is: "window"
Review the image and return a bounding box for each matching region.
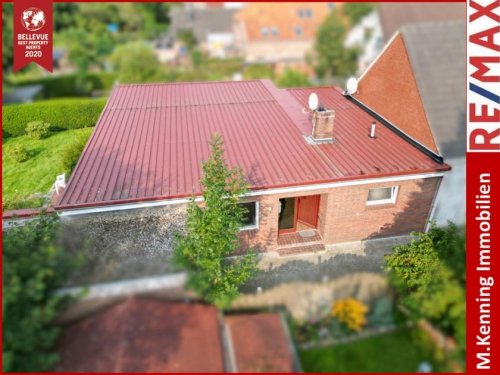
[298,9,305,18]
[305,9,313,18]
[239,201,259,230]
[366,186,398,205]
[328,3,336,10]
[271,26,279,37]
[294,25,303,37]
[261,27,269,37]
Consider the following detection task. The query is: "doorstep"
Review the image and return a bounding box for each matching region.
[277,230,325,256]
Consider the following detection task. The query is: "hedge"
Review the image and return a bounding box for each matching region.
[2,98,107,138]
[8,72,116,98]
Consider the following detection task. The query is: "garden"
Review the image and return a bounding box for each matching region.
[2,100,98,210]
[288,223,466,373]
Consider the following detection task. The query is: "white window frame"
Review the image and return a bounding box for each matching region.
[366,186,399,206]
[239,201,259,231]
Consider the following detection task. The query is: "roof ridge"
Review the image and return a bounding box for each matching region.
[115,79,265,88]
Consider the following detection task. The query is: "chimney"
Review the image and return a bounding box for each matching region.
[312,108,335,140]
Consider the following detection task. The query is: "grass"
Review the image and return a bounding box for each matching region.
[299,326,446,373]
[2,127,93,210]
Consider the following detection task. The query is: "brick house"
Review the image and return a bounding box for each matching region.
[54,79,450,255]
[233,3,335,74]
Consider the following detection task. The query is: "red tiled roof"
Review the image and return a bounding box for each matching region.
[225,313,295,372]
[54,299,225,373]
[57,80,448,210]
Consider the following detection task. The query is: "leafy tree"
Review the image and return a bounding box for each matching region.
[276,69,310,88]
[2,214,84,372]
[110,42,166,83]
[314,9,359,79]
[384,223,465,350]
[343,3,377,25]
[173,135,258,308]
[177,29,198,51]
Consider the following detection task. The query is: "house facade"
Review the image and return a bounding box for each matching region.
[54,79,449,255]
[233,3,335,74]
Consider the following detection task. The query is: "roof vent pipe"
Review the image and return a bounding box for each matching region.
[369,121,376,138]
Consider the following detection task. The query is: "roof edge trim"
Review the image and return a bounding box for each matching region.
[57,171,446,217]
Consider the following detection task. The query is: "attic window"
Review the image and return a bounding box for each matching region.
[239,201,259,230]
[366,186,399,205]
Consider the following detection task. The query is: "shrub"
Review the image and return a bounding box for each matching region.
[8,144,33,163]
[26,121,51,140]
[2,98,106,138]
[2,214,84,371]
[61,133,90,173]
[332,298,368,332]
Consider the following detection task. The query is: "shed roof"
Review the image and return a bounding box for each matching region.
[56,79,448,210]
[54,299,225,372]
[379,2,465,41]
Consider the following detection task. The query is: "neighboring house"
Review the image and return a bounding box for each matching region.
[157,4,239,61]
[233,3,335,73]
[54,78,449,255]
[354,21,466,226]
[346,2,465,74]
[55,298,297,372]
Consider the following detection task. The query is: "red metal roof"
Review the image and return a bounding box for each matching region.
[57,80,449,210]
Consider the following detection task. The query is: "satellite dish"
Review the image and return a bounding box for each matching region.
[308,92,319,111]
[346,77,358,95]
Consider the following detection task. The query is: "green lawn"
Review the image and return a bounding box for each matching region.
[2,128,93,210]
[299,327,445,373]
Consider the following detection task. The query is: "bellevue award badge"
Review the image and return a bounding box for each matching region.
[13,0,53,72]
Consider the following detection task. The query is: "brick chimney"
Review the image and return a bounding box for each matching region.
[312,108,335,140]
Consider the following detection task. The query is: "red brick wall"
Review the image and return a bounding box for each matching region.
[238,176,441,251]
[355,34,439,153]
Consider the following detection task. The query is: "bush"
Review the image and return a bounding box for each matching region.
[2,214,84,371]
[331,298,368,332]
[8,144,33,163]
[2,98,106,137]
[61,133,90,173]
[7,72,116,98]
[26,121,51,140]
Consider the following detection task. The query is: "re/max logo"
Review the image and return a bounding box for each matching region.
[467,0,500,152]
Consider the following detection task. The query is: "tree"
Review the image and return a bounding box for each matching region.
[343,3,377,25]
[384,223,465,350]
[314,9,359,79]
[173,135,258,308]
[110,42,165,83]
[2,214,84,372]
[276,69,310,88]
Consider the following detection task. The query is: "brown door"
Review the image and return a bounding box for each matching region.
[297,195,320,228]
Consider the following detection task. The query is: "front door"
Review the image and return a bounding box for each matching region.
[297,195,320,229]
